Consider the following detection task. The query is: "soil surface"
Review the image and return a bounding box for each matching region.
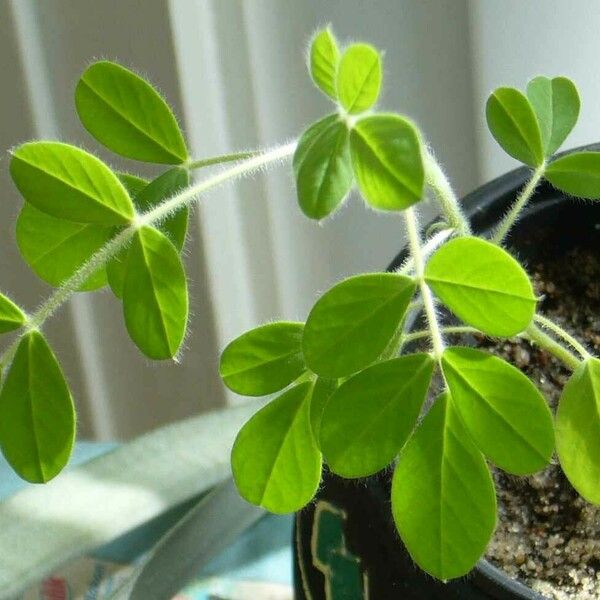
[468,247,600,599]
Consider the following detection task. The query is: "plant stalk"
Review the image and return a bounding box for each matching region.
[185,151,258,170]
[524,323,581,371]
[492,162,546,245]
[404,207,445,360]
[0,141,297,370]
[397,227,454,275]
[533,314,591,360]
[424,150,471,236]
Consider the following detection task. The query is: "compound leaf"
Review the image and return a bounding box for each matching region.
[350,114,424,211]
[17,204,112,291]
[76,61,188,164]
[231,382,321,513]
[303,273,416,378]
[337,43,381,114]
[0,294,26,334]
[320,354,434,477]
[442,346,554,475]
[425,236,536,337]
[526,76,580,156]
[293,114,353,219]
[220,321,306,396]
[486,87,544,167]
[392,394,496,580]
[545,151,600,199]
[10,142,134,225]
[0,331,75,483]
[123,226,188,360]
[309,27,340,100]
[556,358,600,504]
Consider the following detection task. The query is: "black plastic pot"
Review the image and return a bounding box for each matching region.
[294,146,600,600]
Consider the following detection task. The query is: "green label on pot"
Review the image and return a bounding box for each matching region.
[310,501,368,600]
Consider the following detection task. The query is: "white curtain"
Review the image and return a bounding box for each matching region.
[1,0,598,439]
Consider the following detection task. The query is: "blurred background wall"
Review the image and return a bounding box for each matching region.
[0,0,598,439]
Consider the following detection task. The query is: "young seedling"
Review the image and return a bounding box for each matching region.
[1,25,599,581]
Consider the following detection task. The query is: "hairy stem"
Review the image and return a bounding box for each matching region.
[404,207,445,360]
[524,323,581,371]
[185,151,258,170]
[397,227,454,275]
[401,325,480,346]
[533,313,591,359]
[492,162,546,245]
[424,150,471,236]
[0,142,297,369]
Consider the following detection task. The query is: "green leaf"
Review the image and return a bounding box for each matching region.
[231,382,321,513]
[0,294,26,333]
[337,43,382,114]
[350,114,424,211]
[10,141,134,225]
[309,27,340,100]
[392,394,496,580]
[76,61,188,164]
[117,172,148,197]
[107,168,190,299]
[134,167,190,250]
[425,236,536,337]
[526,76,580,156]
[16,204,112,291]
[123,226,188,360]
[293,115,353,219]
[545,151,600,199]
[0,331,75,483]
[486,87,544,166]
[556,358,600,504]
[320,354,434,477]
[303,273,417,378]
[219,321,306,396]
[309,377,338,446]
[442,346,554,475]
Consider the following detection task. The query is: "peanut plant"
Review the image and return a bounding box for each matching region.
[2,26,599,580]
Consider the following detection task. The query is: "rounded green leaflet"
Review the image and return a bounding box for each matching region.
[293,114,353,219]
[545,151,600,200]
[17,203,112,291]
[442,346,554,475]
[219,321,306,396]
[350,114,424,211]
[309,27,340,100]
[0,331,75,483]
[336,43,382,114]
[231,382,322,513]
[117,172,148,197]
[309,377,338,447]
[526,76,580,157]
[123,226,188,360]
[76,61,188,164]
[425,236,536,337]
[303,272,417,378]
[556,358,600,504]
[10,141,134,225]
[134,167,190,250]
[320,354,434,478]
[486,87,544,167]
[0,293,26,333]
[108,168,190,299]
[392,394,497,580]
